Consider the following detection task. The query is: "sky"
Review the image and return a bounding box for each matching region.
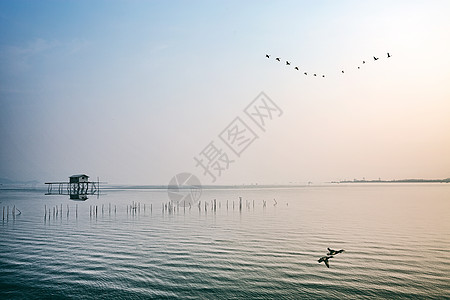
[1,0,449,185]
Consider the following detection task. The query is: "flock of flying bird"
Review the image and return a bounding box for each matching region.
[265,52,392,77]
[318,247,345,268]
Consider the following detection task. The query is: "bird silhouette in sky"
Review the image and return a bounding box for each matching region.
[265,52,391,79]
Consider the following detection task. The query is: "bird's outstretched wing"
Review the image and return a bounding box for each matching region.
[324,259,330,268]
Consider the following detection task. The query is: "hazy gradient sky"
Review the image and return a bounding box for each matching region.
[1,0,449,185]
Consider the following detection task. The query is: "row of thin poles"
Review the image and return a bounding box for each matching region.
[44,204,78,221]
[37,197,280,220]
[90,203,118,218]
[162,197,278,214]
[2,205,22,221]
[127,201,152,216]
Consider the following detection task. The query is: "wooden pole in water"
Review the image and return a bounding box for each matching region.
[2,206,4,220]
[45,205,47,218]
[150,203,152,213]
[76,204,78,218]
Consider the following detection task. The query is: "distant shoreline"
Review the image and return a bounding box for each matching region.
[1,179,449,192]
[333,178,450,184]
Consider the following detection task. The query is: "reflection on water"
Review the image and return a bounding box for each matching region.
[1,184,449,299]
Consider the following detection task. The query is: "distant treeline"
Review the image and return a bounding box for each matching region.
[336,178,450,183]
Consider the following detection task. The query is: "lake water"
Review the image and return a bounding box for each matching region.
[1,184,449,299]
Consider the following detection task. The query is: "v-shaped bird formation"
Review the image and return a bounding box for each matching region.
[266,52,391,78]
[318,247,345,268]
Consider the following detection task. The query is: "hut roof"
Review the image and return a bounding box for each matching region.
[70,174,89,178]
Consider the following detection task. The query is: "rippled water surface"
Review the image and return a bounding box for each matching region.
[1,184,449,299]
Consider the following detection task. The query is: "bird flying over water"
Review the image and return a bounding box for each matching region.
[327,248,345,256]
[295,66,299,70]
[373,56,379,61]
[318,256,333,268]
[304,72,307,75]
[276,57,281,61]
[266,54,270,58]
[286,61,290,65]
[387,52,391,58]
